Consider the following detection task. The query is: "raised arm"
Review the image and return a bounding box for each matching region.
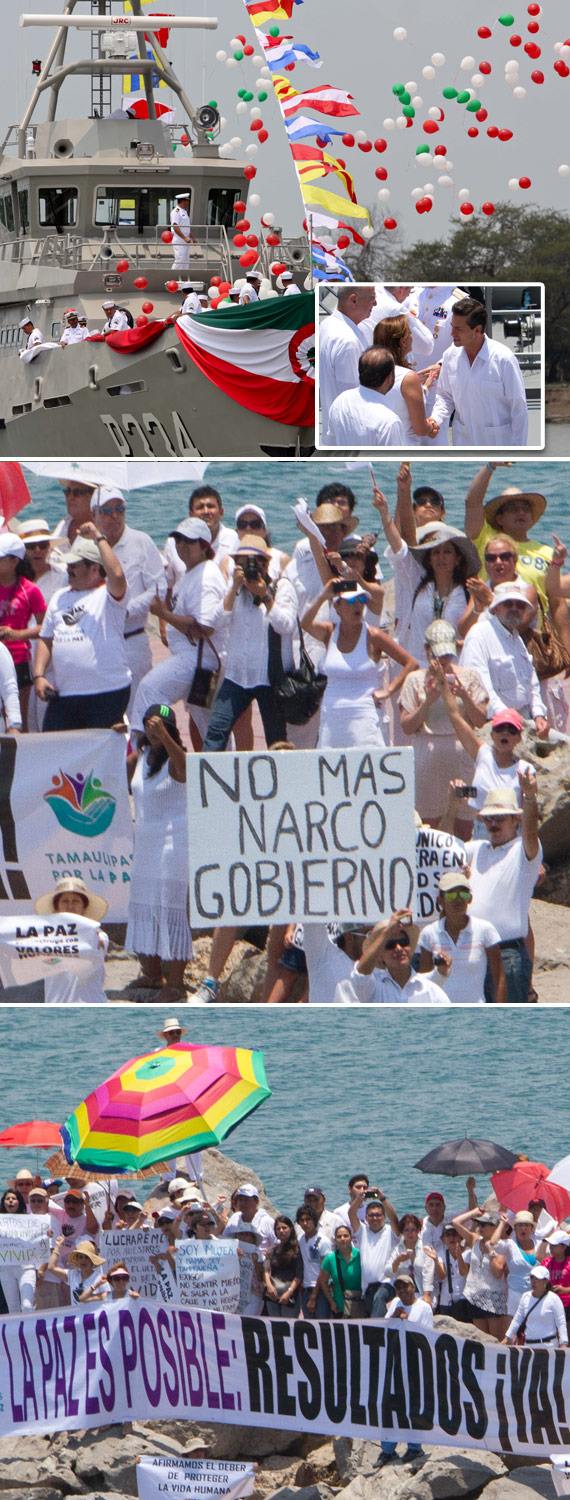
[462,461,513,540]
[436,666,484,759]
[393,463,417,546]
[78,522,127,601]
[519,765,540,860]
[372,486,403,555]
[300,579,337,642]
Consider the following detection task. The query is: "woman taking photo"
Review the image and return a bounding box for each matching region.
[399,622,488,831]
[302,578,416,748]
[126,703,192,1003]
[502,1266,568,1346]
[264,1216,302,1318]
[372,315,439,446]
[451,1208,508,1337]
[387,1213,437,1303]
[203,534,298,752]
[316,1223,364,1318]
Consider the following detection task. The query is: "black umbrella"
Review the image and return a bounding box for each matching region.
[414,1137,519,1177]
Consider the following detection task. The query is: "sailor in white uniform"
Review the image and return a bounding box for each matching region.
[101,301,130,333]
[179,282,202,317]
[19,316,44,353]
[318,285,375,443]
[431,296,528,447]
[281,271,301,296]
[60,309,90,347]
[170,192,196,271]
[239,271,262,305]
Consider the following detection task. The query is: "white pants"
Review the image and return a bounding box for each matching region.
[125,629,153,709]
[286,712,321,749]
[172,247,190,271]
[131,653,210,740]
[0,1264,37,1311]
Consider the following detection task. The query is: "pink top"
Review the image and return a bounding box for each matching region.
[543,1254,570,1308]
[0,578,46,663]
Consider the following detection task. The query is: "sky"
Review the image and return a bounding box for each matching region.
[6,1,570,245]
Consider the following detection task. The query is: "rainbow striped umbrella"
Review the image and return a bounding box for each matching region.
[61,1044,271,1173]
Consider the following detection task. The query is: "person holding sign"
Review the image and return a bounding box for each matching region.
[301,578,416,748]
[333,911,451,1005]
[33,876,108,1005]
[0,1187,39,1312]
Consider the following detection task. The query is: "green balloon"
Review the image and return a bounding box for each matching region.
[466,98,481,111]
[233,49,243,60]
[498,12,515,24]
[238,89,246,98]
[269,24,280,35]
[400,91,411,105]
[442,85,458,99]
[392,83,405,95]
[456,89,471,104]
[208,99,218,109]
[243,91,254,101]
[403,104,415,117]
[416,143,430,154]
[257,89,268,100]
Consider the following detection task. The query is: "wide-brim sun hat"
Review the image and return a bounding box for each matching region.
[35,876,108,922]
[484,486,546,530]
[16,518,56,545]
[363,918,420,959]
[410,523,480,578]
[235,533,270,557]
[479,787,522,819]
[68,1240,106,1268]
[311,503,345,527]
[157,1017,188,1040]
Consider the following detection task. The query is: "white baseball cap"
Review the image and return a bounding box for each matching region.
[169,517,211,546]
[235,504,267,527]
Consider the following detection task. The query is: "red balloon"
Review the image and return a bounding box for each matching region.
[527,21,540,33]
[233,234,246,247]
[234,200,247,213]
[270,262,286,276]
[519,176,532,189]
[116,258,129,272]
[405,117,414,128]
[250,119,263,132]
[239,250,257,267]
[374,138,387,152]
[423,121,439,134]
[528,2,541,11]
[498,128,513,140]
[336,158,346,168]
[235,219,250,232]
[476,108,488,121]
[342,134,355,147]
[479,61,492,74]
[236,35,246,43]
[434,143,447,155]
[337,235,350,249]
[531,70,544,83]
[468,127,479,138]
[358,140,372,152]
[244,43,254,55]
[180,134,189,146]
[218,282,231,296]
[166,280,178,292]
[524,41,541,57]
[284,62,295,70]
[482,202,495,216]
[244,165,257,179]
[460,203,474,216]
[210,276,221,287]
[375,167,388,180]
[142,301,154,313]
[487,126,499,138]
[133,276,147,289]
[416,200,427,215]
[210,297,221,309]
[161,231,173,244]
[478,25,492,37]
[245,234,259,247]
[258,130,269,143]
[554,61,570,76]
[384,217,397,230]
[510,35,522,46]
[135,314,148,327]
[266,232,280,246]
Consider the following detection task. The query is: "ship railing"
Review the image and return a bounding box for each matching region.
[0,223,236,279]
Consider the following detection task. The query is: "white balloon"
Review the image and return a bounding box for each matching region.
[355,130,368,142]
[245,144,258,155]
[377,189,391,201]
[252,55,263,65]
[460,56,475,70]
[554,41,563,55]
[508,178,520,190]
[558,164,570,178]
[513,86,527,98]
[261,211,275,225]
[561,44,570,60]
[428,106,441,120]
[230,136,242,147]
[411,187,423,199]
[471,74,484,87]
[423,182,435,193]
[431,53,445,66]
[438,175,453,187]
[220,117,227,128]
[458,188,471,201]
[396,116,407,129]
[225,58,238,69]
[446,160,454,170]
[405,80,418,92]
[250,106,260,116]
[422,65,435,80]
[261,66,272,78]
[236,102,247,114]
[249,193,261,206]
[393,27,407,40]
[218,144,232,157]
[255,79,265,89]
[416,152,433,166]
[229,37,240,48]
[383,118,395,131]
[215,50,227,62]
[505,60,519,74]
[412,95,423,108]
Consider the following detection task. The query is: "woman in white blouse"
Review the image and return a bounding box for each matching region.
[503,1266,568,1347]
[203,534,298,752]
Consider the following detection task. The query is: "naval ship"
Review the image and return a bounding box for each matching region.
[0,2,314,457]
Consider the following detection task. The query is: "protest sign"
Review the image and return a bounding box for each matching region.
[237,1242,265,1314]
[415,827,468,927]
[0,729,133,920]
[0,1214,51,1268]
[101,1229,177,1301]
[0,912,105,988]
[83,1181,119,1229]
[5,1302,570,1457]
[176,1241,240,1313]
[187,748,416,926]
[137,1457,256,1500]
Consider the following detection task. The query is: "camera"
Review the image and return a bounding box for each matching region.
[456,785,477,799]
[332,578,359,596]
[364,1189,382,1201]
[242,558,263,582]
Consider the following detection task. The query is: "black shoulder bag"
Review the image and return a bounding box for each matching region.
[268,621,327,726]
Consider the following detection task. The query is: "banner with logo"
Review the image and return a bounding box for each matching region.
[176,1242,241,1313]
[187,747,416,926]
[0,730,133,920]
[137,1457,256,1500]
[100,1229,177,1301]
[0,1214,51,1268]
[4,1303,570,1456]
[0,913,104,989]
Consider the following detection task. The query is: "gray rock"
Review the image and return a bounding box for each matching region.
[398,1449,507,1499]
[432,1315,500,1345]
[219,951,268,1004]
[74,1431,186,1495]
[135,1421,300,1461]
[141,1146,278,1218]
[334,1439,383,1483]
[339,1472,406,1500]
[269,1487,335,1500]
[484,1475,557,1500]
[0,1492,63,1500]
[0,1438,51,1462]
[0,1461,83,1493]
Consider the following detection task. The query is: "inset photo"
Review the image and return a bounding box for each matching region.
[316,282,544,453]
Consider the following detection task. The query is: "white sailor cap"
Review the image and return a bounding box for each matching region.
[246,269,261,281]
[281,271,293,282]
[19,316,34,328]
[102,300,116,309]
[175,191,190,201]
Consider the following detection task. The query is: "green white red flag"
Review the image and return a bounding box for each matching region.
[175,292,315,427]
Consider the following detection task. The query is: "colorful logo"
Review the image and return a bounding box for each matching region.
[44,770,116,838]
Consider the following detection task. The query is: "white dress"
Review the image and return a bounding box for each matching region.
[377,365,425,446]
[126,752,192,961]
[318,623,387,748]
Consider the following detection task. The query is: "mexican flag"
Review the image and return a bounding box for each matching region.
[175,292,315,427]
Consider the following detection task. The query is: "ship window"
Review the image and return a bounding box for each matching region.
[0,200,5,229]
[51,322,62,339]
[18,190,29,234]
[3,196,14,234]
[38,188,78,228]
[95,187,182,231]
[207,188,241,228]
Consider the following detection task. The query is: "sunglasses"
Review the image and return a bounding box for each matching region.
[25,540,50,550]
[236,516,264,530]
[110,1272,130,1280]
[492,723,519,735]
[384,936,410,951]
[444,889,471,901]
[29,1195,47,1202]
[100,504,126,516]
[484,552,516,564]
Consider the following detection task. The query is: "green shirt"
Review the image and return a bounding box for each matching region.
[321,1246,361,1312]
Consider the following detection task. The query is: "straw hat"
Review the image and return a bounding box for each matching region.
[363,918,420,959]
[235,533,270,557]
[16,518,56,545]
[410,522,480,577]
[479,787,522,818]
[157,1017,188,1041]
[68,1240,106,1268]
[35,876,108,922]
[484,486,546,530]
[311,504,345,527]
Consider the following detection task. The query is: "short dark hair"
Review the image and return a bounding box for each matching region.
[189,485,223,512]
[296,1203,318,1226]
[315,481,356,513]
[348,1172,369,1189]
[358,347,395,391]
[398,1213,422,1233]
[452,296,487,332]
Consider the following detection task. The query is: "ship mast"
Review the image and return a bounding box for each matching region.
[91,0,112,119]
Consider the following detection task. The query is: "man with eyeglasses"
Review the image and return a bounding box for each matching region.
[52,473,98,553]
[34,522,131,731]
[417,871,506,1004]
[332,909,451,1004]
[460,579,549,737]
[92,485,166,702]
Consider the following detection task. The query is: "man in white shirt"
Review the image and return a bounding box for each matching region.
[431,296,528,446]
[420,1192,448,1256]
[348,1189,400,1316]
[221,1184,276,1254]
[170,192,197,271]
[460,580,549,735]
[303,922,369,1002]
[239,271,262,305]
[302,1186,341,1241]
[318,284,376,442]
[442,772,542,1002]
[179,282,202,317]
[376,1273,433,1469]
[35,526,131,730]
[60,309,90,347]
[19,316,44,353]
[101,301,130,334]
[359,284,435,371]
[334,1171,371,1231]
[327,348,406,447]
[413,285,465,444]
[92,485,166,702]
[52,474,98,555]
[281,271,301,296]
[333,910,451,1004]
[163,485,238,586]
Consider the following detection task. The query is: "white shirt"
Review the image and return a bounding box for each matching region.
[167,559,226,664]
[437,1246,470,1306]
[334,1199,367,1230]
[334,966,452,1005]
[60,324,90,346]
[506,1289,567,1344]
[386,539,468,665]
[359,287,435,369]
[387,1241,436,1297]
[464,835,543,941]
[302,924,353,1004]
[112,524,166,634]
[420,1217,449,1257]
[26,327,44,350]
[419,915,502,1005]
[0,641,22,731]
[386,1296,434,1328]
[40,584,131,695]
[221,577,297,689]
[222,1208,276,1255]
[180,292,202,316]
[239,285,259,305]
[469,743,534,815]
[103,309,129,333]
[318,308,369,442]
[327,386,406,448]
[170,205,191,240]
[296,1228,332,1286]
[283,283,301,296]
[431,336,528,446]
[356,1222,398,1292]
[460,612,546,721]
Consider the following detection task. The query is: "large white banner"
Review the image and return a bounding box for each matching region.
[100,1230,177,1302]
[187,748,416,926]
[137,1457,256,1500]
[4,1302,570,1457]
[176,1242,241,1313]
[0,913,104,989]
[0,730,133,921]
[0,1214,51,1268]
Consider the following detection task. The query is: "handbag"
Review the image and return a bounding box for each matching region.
[334,1250,366,1320]
[268,621,327,726]
[186,638,221,710]
[523,604,570,682]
